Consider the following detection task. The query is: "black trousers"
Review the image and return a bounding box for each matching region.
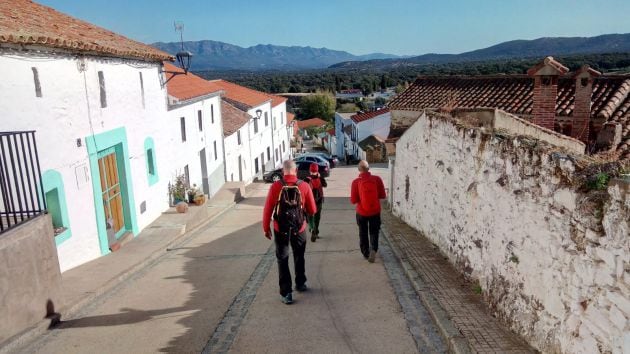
[356,214,381,257]
[274,230,307,296]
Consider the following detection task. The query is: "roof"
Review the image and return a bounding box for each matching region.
[297,118,328,129]
[210,79,286,110]
[164,62,222,102]
[287,112,295,124]
[327,128,335,136]
[221,100,251,136]
[351,108,390,123]
[343,125,353,134]
[0,0,172,62]
[388,74,630,159]
[359,135,386,150]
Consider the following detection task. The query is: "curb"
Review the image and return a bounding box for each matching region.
[381,225,472,354]
[1,201,237,354]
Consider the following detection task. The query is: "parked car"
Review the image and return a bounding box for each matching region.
[303,152,338,168]
[263,161,329,183]
[294,154,330,168]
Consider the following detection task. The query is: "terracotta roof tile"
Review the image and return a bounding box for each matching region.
[221,100,251,136]
[297,118,327,129]
[211,79,277,109]
[351,108,390,123]
[388,74,630,159]
[327,128,335,136]
[164,62,222,101]
[0,0,172,61]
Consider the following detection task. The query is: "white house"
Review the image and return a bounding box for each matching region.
[334,112,354,158]
[0,1,177,271]
[222,101,254,183]
[346,108,391,159]
[212,80,289,181]
[164,62,226,198]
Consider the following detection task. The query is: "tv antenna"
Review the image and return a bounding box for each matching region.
[174,21,185,51]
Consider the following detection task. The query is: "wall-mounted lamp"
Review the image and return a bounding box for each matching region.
[254,109,263,120]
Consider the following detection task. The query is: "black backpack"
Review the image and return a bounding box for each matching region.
[273,179,305,235]
[306,176,323,204]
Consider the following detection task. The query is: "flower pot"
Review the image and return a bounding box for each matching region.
[175,202,189,213]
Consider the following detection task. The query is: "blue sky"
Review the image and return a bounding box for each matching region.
[38,0,630,56]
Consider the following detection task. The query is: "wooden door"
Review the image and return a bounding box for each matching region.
[98,149,125,240]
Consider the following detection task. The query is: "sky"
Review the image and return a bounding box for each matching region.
[38,0,630,56]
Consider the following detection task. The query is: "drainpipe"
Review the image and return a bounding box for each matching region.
[270,105,276,169]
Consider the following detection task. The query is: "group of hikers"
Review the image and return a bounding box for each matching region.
[262,159,386,304]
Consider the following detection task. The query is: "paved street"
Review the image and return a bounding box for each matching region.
[19,165,446,354]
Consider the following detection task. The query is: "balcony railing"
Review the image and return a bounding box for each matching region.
[0,131,46,234]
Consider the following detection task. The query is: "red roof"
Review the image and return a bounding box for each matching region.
[327,128,335,136]
[297,118,327,129]
[351,108,390,123]
[164,62,222,101]
[388,71,630,159]
[0,0,172,61]
[287,112,295,124]
[222,100,251,136]
[210,80,286,109]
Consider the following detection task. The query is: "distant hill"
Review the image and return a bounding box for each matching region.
[151,40,405,71]
[329,33,630,69]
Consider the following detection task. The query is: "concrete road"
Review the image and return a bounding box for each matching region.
[19,165,445,354]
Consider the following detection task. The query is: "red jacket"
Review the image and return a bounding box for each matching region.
[263,175,317,233]
[350,172,386,216]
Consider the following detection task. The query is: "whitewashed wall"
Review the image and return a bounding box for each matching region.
[167,95,225,197]
[356,111,391,141]
[271,102,290,165]
[392,111,629,354]
[224,125,253,184]
[0,50,174,271]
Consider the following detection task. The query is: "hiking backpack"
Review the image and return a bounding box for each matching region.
[308,177,323,204]
[358,177,380,215]
[273,180,305,235]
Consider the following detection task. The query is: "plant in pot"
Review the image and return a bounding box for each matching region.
[169,174,187,205]
[187,184,200,204]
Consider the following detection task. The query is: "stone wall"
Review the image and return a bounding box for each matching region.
[0,214,63,345]
[391,110,629,353]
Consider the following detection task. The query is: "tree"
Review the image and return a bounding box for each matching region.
[380,74,387,90]
[300,91,336,121]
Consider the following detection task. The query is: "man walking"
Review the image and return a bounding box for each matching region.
[263,160,317,304]
[304,163,327,242]
[350,160,386,263]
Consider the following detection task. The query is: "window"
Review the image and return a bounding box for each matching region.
[273,115,277,130]
[213,141,218,160]
[184,165,190,187]
[267,147,271,161]
[265,112,269,127]
[144,138,158,186]
[42,170,71,246]
[275,148,279,161]
[282,141,286,153]
[254,118,259,133]
[98,71,107,108]
[32,67,42,98]
[211,104,215,124]
[198,110,203,131]
[237,130,242,145]
[281,112,284,125]
[180,117,186,142]
[254,158,259,173]
[139,72,145,108]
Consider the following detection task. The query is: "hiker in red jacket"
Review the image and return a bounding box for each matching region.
[350,160,386,263]
[263,160,317,304]
[304,163,327,242]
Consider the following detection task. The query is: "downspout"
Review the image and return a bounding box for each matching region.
[270,104,276,169]
[218,100,228,182]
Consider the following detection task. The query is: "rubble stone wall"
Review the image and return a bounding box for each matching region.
[391,111,629,353]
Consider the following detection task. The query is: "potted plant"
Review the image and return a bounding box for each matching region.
[187,184,200,204]
[169,174,187,205]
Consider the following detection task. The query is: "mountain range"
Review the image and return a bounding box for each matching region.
[330,33,630,69]
[152,33,630,72]
[151,40,406,71]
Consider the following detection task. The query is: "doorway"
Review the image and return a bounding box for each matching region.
[200,148,209,195]
[97,148,126,248]
[238,155,243,181]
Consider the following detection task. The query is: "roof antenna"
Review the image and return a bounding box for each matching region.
[174,21,185,52]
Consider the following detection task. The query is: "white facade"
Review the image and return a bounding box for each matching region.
[224,124,254,183]
[348,111,391,158]
[167,95,226,198]
[0,48,173,271]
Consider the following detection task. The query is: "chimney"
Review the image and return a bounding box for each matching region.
[527,57,569,130]
[572,65,601,144]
